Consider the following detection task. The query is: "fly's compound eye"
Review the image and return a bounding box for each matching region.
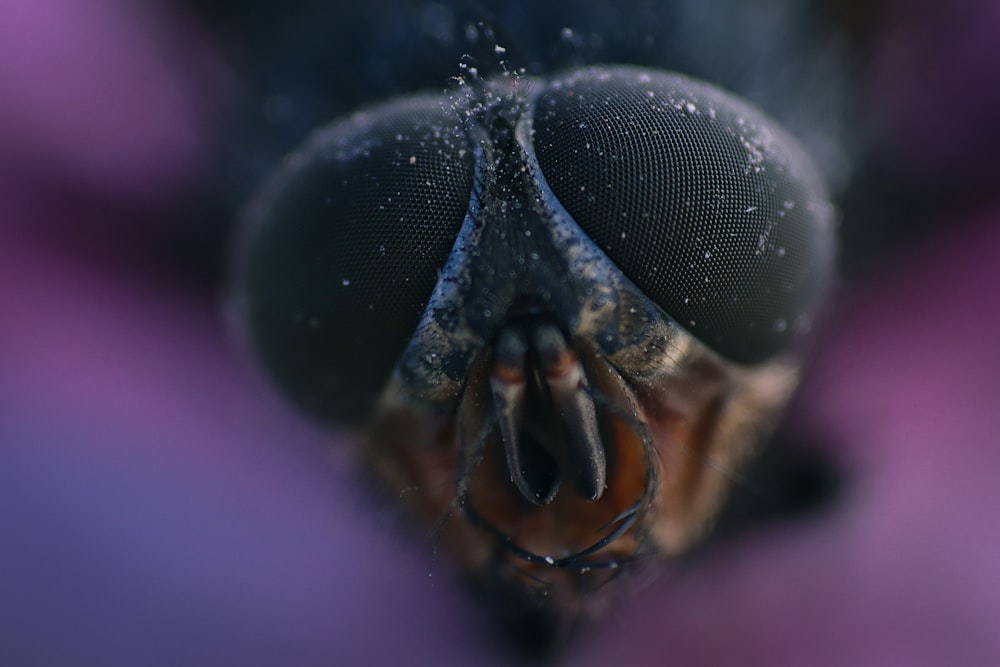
[233,95,473,420]
[530,66,835,364]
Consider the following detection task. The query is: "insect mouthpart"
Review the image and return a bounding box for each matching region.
[489,315,606,505]
[445,311,660,585]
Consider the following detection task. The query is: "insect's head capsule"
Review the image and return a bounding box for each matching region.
[231,64,836,621]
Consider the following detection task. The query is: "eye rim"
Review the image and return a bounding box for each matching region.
[523,64,837,364]
[229,92,475,422]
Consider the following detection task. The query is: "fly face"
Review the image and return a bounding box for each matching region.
[232,65,836,621]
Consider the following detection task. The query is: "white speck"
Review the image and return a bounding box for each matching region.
[494,44,506,54]
[783,200,796,210]
[776,247,786,257]
[704,250,712,259]
[408,155,417,165]
[745,206,758,213]
[544,556,555,565]
[685,102,697,114]
[341,279,351,286]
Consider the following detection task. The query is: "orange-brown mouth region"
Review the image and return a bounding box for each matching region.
[364,312,799,616]
[457,321,656,578]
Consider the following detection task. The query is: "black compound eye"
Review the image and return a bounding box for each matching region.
[530,66,835,363]
[234,95,473,420]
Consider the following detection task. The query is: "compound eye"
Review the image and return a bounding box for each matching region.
[233,95,473,421]
[531,66,836,364]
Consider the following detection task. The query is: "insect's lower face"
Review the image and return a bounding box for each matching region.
[369,318,798,615]
[232,65,835,622]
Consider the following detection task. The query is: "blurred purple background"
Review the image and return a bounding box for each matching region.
[2,1,999,665]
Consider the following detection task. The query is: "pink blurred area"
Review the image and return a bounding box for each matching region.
[2,1,999,666]
[0,0,225,202]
